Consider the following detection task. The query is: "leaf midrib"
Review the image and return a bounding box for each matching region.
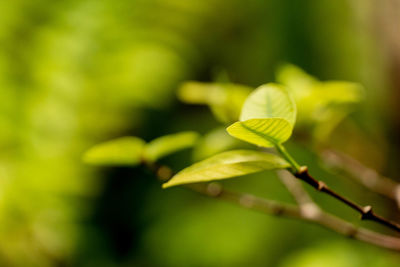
[240,119,281,145]
[164,160,287,187]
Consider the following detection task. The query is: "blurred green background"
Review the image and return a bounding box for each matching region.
[1,0,400,266]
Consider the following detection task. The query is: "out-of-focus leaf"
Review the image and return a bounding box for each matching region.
[143,131,200,162]
[276,63,317,98]
[276,64,364,140]
[227,84,296,147]
[177,81,252,123]
[227,118,293,147]
[192,127,243,161]
[84,132,199,166]
[313,81,363,106]
[83,137,145,166]
[177,82,213,104]
[162,150,289,188]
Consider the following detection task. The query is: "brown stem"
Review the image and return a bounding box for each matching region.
[322,149,400,208]
[187,183,400,251]
[150,162,400,250]
[294,166,400,233]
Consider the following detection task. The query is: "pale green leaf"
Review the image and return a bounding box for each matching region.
[240,83,297,126]
[143,131,200,162]
[276,63,317,97]
[192,127,244,161]
[83,137,145,166]
[177,82,215,104]
[162,150,289,188]
[313,81,363,105]
[178,81,252,123]
[226,118,293,147]
[226,83,296,147]
[277,64,363,126]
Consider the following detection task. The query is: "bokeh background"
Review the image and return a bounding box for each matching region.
[1,0,400,266]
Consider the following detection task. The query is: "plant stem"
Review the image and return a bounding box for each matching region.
[322,149,400,208]
[152,160,400,250]
[278,170,320,218]
[295,166,400,233]
[187,183,400,251]
[275,144,400,233]
[275,143,301,172]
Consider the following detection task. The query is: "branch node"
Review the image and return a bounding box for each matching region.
[298,166,308,175]
[361,205,373,220]
[239,194,256,208]
[301,203,320,219]
[206,183,222,197]
[157,166,173,181]
[273,206,284,216]
[317,181,327,191]
[345,227,358,239]
[395,185,400,208]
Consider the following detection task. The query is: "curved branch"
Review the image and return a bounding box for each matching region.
[278,170,320,218]
[294,166,400,233]
[187,183,400,251]
[152,162,400,251]
[322,149,400,208]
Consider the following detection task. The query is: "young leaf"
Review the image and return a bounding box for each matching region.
[192,127,244,161]
[143,131,200,162]
[276,63,317,97]
[276,63,364,139]
[277,64,363,106]
[313,81,363,105]
[178,81,252,123]
[227,118,292,148]
[83,137,145,166]
[227,83,296,147]
[240,83,297,125]
[162,150,289,188]
[177,82,215,104]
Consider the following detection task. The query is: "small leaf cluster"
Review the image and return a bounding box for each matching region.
[276,64,363,140]
[178,81,252,123]
[83,132,199,166]
[84,64,364,189]
[165,83,298,188]
[179,64,363,141]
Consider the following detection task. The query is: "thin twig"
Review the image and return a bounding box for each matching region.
[150,162,400,251]
[322,149,400,208]
[294,166,400,233]
[277,170,320,219]
[187,183,400,251]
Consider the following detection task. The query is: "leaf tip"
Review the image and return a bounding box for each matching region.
[225,122,236,135]
[161,181,172,189]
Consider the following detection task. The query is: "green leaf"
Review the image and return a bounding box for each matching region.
[162,150,289,188]
[178,81,252,123]
[313,81,363,105]
[240,83,297,126]
[177,81,215,104]
[192,127,245,161]
[276,63,317,97]
[277,64,363,107]
[143,131,200,162]
[276,64,363,128]
[226,83,296,147]
[227,118,293,147]
[83,137,145,166]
